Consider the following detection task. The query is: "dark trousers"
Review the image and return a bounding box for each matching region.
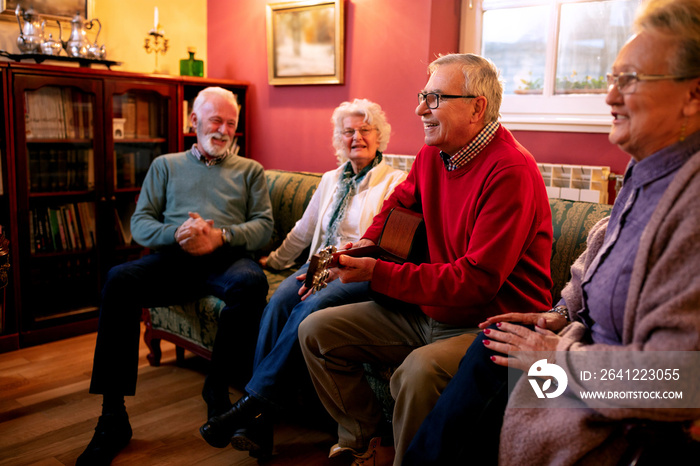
[402,327,522,466]
[88,248,268,396]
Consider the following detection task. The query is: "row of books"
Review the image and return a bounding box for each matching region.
[28,148,95,193]
[114,149,158,189]
[30,203,96,254]
[25,87,94,140]
[114,94,161,139]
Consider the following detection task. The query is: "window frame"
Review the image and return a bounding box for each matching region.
[460,0,636,133]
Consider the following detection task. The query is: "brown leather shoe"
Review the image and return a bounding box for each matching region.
[328,437,395,466]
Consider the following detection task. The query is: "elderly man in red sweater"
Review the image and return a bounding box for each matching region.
[299,53,553,465]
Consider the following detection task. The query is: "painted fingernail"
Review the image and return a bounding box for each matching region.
[490,356,496,361]
[483,329,490,334]
[483,339,490,346]
[496,322,502,327]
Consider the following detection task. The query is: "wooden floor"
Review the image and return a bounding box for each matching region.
[0,324,349,465]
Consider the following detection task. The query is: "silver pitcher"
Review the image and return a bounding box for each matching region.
[86,18,106,60]
[64,12,92,58]
[16,4,45,54]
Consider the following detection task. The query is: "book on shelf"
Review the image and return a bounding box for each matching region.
[30,202,96,253]
[77,202,96,248]
[123,95,137,139]
[47,149,59,190]
[183,99,191,133]
[114,203,136,246]
[86,149,94,190]
[74,92,85,139]
[24,87,70,139]
[113,209,124,245]
[32,208,48,252]
[68,204,85,250]
[86,97,94,139]
[115,152,136,188]
[46,208,65,251]
[56,149,67,191]
[28,149,41,192]
[29,210,35,254]
[135,94,151,138]
[61,88,77,139]
[59,206,76,250]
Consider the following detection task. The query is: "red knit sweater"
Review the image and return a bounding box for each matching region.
[364,126,553,326]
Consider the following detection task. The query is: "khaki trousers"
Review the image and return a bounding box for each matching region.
[299,300,477,466]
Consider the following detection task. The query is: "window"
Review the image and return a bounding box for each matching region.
[461,0,641,132]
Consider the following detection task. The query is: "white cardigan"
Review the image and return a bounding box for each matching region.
[266,161,407,270]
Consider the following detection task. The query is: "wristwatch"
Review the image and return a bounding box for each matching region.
[547,304,569,321]
[220,227,232,246]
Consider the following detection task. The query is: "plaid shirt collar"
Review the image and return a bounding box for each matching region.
[191,143,228,166]
[440,120,500,171]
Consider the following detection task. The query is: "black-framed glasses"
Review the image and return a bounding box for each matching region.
[606,72,698,95]
[418,92,478,109]
[341,126,376,138]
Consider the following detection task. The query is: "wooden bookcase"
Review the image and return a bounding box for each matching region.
[0,62,249,351]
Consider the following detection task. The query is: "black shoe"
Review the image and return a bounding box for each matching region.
[199,395,264,448]
[230,413,273,460]
[76,413,132,466]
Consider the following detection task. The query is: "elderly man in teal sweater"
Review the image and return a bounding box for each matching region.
[77,86,273,466]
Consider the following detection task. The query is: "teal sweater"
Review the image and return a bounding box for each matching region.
[131,150,273,251]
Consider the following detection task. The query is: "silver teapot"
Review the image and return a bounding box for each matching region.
[40,21,64,56]
[40,33,63,56]
[64,12,96,58]
[86,18,106,60]
[16,4,45,54]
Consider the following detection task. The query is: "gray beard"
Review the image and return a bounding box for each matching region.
[199,132,231,157]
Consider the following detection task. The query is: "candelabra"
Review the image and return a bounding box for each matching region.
[144,26,169,73]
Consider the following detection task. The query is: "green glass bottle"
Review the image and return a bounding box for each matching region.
[180,47,204,77]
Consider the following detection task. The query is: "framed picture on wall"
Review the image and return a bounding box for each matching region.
[1,0,93,22]
[266,0,345,85]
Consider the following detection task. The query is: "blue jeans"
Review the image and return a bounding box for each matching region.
[89,248,268,395]
[246,263,371,409]
[402,327,522,466]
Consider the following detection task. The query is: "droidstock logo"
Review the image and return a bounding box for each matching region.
[528,359,568,399]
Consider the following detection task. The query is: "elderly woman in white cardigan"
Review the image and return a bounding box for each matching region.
[199,98,406,459]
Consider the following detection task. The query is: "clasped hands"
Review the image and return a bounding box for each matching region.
[478,311,568,371]
[175,212,223,256]
[296,239,377,301]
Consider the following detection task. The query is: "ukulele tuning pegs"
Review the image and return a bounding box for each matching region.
[307,245,338,294]
[313,269,330,293]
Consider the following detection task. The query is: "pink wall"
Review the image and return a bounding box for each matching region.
[512,131,630,175]
[208,0,631,178]
[208,0,460,172]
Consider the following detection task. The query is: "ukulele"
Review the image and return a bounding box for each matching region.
[305,206,426,293]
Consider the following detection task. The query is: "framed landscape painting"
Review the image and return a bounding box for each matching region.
[266,0,344,85]
[2,0,92,21]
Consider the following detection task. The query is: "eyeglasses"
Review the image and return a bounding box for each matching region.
[606,72,698,95]
[418,92,478,109]
[342,127,376,137]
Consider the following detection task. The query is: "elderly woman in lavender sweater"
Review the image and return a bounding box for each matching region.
[405,1,700,464]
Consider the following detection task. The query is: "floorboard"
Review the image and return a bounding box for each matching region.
[0,325,350,465]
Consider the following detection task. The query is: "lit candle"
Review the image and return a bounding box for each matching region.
[154,7,159,29]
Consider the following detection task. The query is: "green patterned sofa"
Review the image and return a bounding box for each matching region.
[141,169,613,424]
[362,197,614,421]
[142,169,322,365]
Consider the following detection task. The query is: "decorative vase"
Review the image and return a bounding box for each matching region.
[180,47,203,77]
